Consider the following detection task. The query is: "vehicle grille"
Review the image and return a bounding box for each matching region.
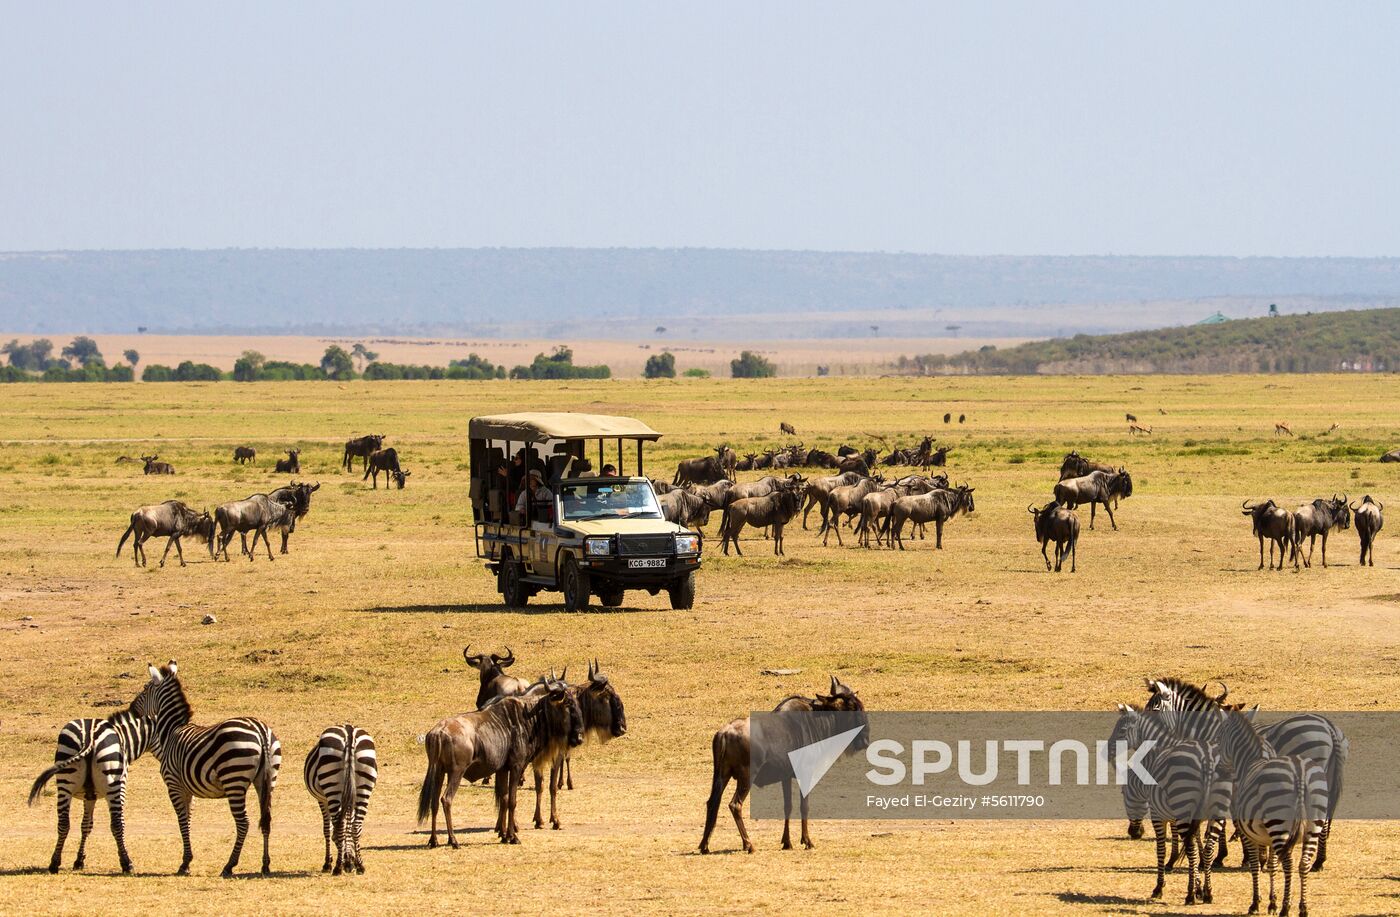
[618,534,674,556]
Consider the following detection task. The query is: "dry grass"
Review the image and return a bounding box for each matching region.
[1,374,1398,915]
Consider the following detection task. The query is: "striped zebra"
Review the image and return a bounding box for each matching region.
[1113,705,1229,905]
[132,661,281,877]
[27,705,154,874]
[1217,708,1328,917]
[1147,678,1347,870]
[303,724,377,875]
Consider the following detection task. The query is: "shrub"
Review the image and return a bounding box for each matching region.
[682,367,711,378]
[643,351,677,378]
[730,350,776,378]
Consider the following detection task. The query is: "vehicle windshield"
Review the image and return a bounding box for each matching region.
[558,480,662,521]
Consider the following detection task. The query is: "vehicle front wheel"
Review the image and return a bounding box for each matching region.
[561,558,590,612]
[597,586,625,607]
[500,560,529,607]
[668,571,696,610]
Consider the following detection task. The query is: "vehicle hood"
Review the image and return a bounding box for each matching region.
[558,517,687,537]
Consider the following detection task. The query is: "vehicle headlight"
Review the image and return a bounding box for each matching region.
[585,537,613,556]
[675,534,701,555]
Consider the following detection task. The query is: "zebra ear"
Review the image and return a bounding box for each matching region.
[1244,704,1259,722]
[168,660,177,677]
[1115,702,1130,713]
[148,664,163,682]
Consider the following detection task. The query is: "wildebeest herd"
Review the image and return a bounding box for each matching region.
[29,649,625,877]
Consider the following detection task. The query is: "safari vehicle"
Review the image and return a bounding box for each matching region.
[469,412,701,611]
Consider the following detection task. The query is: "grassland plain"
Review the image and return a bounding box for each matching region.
[1,375,1398,916]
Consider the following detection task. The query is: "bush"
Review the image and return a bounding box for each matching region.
[682,367,711,378]
[644,351,676,378]
[730,350,776,378]
[142,364,174,382]
[174,360,222,382]
[511,346,611,380]
[260,361,324,381]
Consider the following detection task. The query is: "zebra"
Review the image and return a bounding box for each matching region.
[1112,705,1229,905]
[303,724,377,875]
[132,661,281,877]
[1147,678,1347,871]
[27,704,154,874]
[1216,708,1328,917]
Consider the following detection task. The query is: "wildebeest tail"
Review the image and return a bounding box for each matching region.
[29,732,99,806]
[417,734,445,824]
[116,520,136,557]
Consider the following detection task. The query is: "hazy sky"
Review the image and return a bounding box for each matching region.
[3,2,1398,255]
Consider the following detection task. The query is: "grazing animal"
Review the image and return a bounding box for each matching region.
[141,455,174,475]
[1292,495,1351,568]
[1275,422,1293,437]
[801,471,864,530]
[1380,449,1400,463]
[660,488,714,530]
[1352,495,1384,566]
[417,679,583,847]
[928,445,952,468]
[1128,423,1153,436]
[214,493,294,561]
[856,476,936,548]
[464,646,531,709]
[116,501,215,568]
[1215,709,1327,917]
[265,481,319,554]
[837,454,870,476]
[958,414,965,423]
[1242,499,1298,570]
[718,445,738,481]
[1126,412,1137,423]
[1058,450,1120,481]
[943,412,951,423]
[700,677,868,854]
[274,449,300,474]
[365,447,410,489]
[342,434,384,472]
[1029,501,1079,572]
[719,480,805,556]
[28,700,154,874]
[779,421,796,436]
[886,484,974,550]
[304,725,377,875]
[734,453,757,472]
[803,448,839,469]
[1054,469,1130,530]
[673,451,728,487]
[132,661,281,877]
[820,475,886,546]
[532,660,627,830]
[233,446,256,464]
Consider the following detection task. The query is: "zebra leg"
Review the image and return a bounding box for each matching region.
[1182,823,1199,905]
[1201,822,1216,904]
[352,809,367,873]
[1151,819,1167,898]
[1213,819,1229,867]
[318,800,333,872]
[780,778,794,849]
[1279,843,1294,917]
[222,788,250,877]
[1311,818,1329,871]
[1244,836,1262,915]
[73,793,96,869]
[1166,822,1180,870]
[1266,847,1279,913]
[169,787,194,875]
[48,783,73,873]
[109,773,134,873]
[331,801,346,876]
[1298,830,1318,915]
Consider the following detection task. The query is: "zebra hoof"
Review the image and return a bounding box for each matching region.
[261,865,271,876]
[322,862,332,873]
[332,866,342,876]
[47,861,60,875]
[72,858,84,870]
[221,868,234,879]
[120,859,133,874]
[551,822,561,830]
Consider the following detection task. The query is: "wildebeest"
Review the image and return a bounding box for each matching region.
[365,447,409,489]
[274,449,300,474]
[463,646,530,709]
[1029,500,1079,572]
[1058,450,1114,481]
[1380,449,1400,463]
[801,471,864,530]
[719,479,805,556]
[531,660,627,830]
[342,435,384,472]
[820,475,885,546]
[266,481,319,554]
[699,677,868,854]
[116,500,215,567]
[1241,499,1298,571]
[214,494,294,561]
[958,414,965,423]
[928,445,951,468]
[944,413,951,423]
[141,455,174,475]
[673,449,728,487]
[1293,494,1351,568]
[734,453,757,472]
[803,448,839,469]
[856,476,936,548]
[779,421,796,436]
[1054,469,1130,530]
[837,454,870,475]
[649,478,673,495]
[1352,495,1384,566]
[1126,412,1137,423]
[416,679,582,847]
[718,445,737,481]
[886,484,975,550]
[752,449,777,470]
[660,488,714,530]
[233,446,256,464]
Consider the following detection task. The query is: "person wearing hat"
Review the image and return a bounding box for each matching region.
[515,467,553,522]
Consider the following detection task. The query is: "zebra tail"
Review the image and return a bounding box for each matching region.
[338,726,358,854]
[417,735,443,825]
[1326,731,1349,822]
[29,733,100,806]
[258,732,275,834]
[116,522,135,557]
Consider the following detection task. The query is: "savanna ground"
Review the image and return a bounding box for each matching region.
[1,374,1398,916]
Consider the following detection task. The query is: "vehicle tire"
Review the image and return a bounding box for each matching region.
[500,560,529,607]
[597,586,625,607]
[561,557,590,612]
[668,571,696,610]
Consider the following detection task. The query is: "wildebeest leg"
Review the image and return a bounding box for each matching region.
[799,790,813,849]
[1320,531,1328,567]
[1041,537,1052,571]
[1258,535,1266,570]
[258,526,275,561]
[1102,500,1116,530]
[134,533,147,567]
[549,759,561,829]
[730,773,754,853]
[239,530,252,558]
[935,517,944,549]
[564,758,572,790]
[441,767,465,849]
[279,525,291,555]
[503,767,522,844]
[532,767,545,829]
[731,526,744,556]
[157,534,182,568]
[780,779,794,849]
[774,522,784,556]
[700,769,729,853]
[1088,501,1096,530]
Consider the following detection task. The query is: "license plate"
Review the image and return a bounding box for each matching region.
[628,558,667,569]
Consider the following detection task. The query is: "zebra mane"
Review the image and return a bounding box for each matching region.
[1145,676,1222,707]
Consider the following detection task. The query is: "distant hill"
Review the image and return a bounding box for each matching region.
[2,248,1400,339]
[904,306,1400,374]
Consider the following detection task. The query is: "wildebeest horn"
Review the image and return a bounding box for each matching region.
[496,646,515,667]
[559,665,568,683]
[463,645,477,663]
[1241,499,1254,509]
[829,674,838,694]
[1350,500,1359,510]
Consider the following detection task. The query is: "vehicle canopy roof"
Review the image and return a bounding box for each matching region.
[468,412,661,444]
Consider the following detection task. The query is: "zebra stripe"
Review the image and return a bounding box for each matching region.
[134,662,281,877]
[303,724,377,875]
[28,708,153,874]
